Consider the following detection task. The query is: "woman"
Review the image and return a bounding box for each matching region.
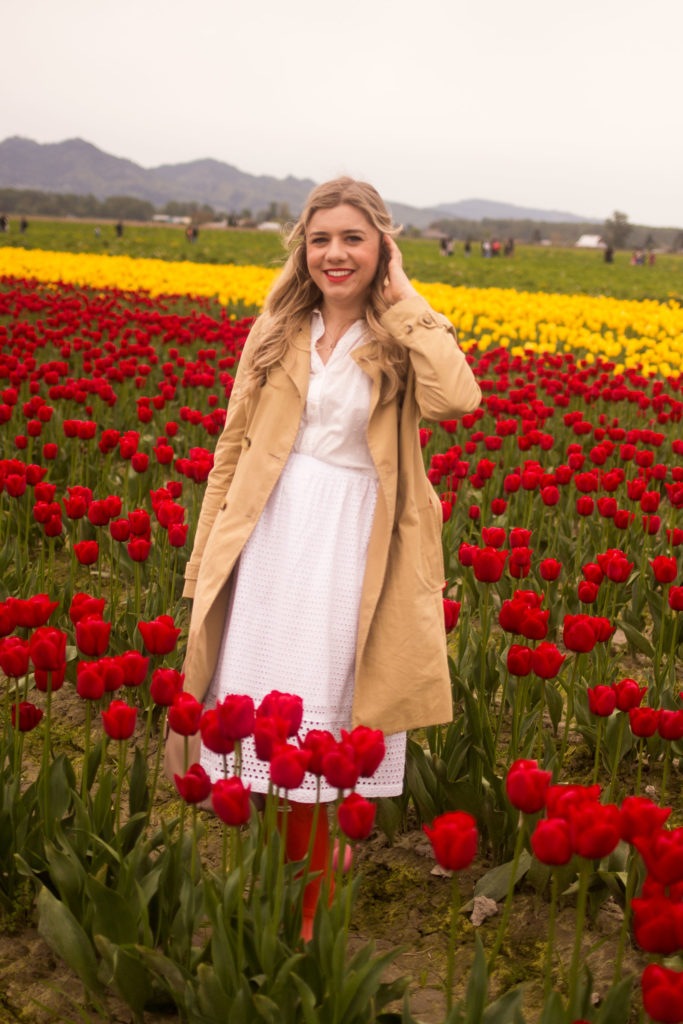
[169,177,481,934]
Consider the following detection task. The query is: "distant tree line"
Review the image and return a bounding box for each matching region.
[426,212,683,252]
[2,187,682,251]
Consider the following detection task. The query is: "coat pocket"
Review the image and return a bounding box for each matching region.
[417,501,445,591]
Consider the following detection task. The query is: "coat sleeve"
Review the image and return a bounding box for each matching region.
[182,319,263,598]
[380,295,481,421]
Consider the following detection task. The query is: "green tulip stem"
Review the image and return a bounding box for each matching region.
[537,680,546,762]
[608,714,627,804]
[568,860,590,1016]
[592,717,605,785]
[667,611,679,693]
[653,587,670,698]
[636,738,645,795]
[445,871,461,1014]
[114,738,126,835]
[147,707,168,824]
[488,813,526,972]
[479,584,491,712]
[236,823,245,975]
[81,699,92,801]
[661,742,672,805]
[559,654,582,766]
[41,676,53,837]
[272,791,288,931]
[613,849,638,983]
[543,871,559,998]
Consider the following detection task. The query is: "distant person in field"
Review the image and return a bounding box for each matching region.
[464,239,471,257]
[166,176,481,940]
[0,215,8,232]
[604,244,614,263]
[115,221,124,238]
[19,217,28,233]
[504,237,514,257]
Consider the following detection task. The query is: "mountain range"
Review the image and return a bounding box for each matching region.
[0,136,595,227]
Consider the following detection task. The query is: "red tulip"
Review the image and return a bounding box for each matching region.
[342,725,386,777]
[101,699,137,740]
[613,677,646,711]
[507,644,533,677]
[657,709,683,741]
[539,558,562,581]
[651,555,678,585]
[641,964,683,1023]
[69,592,105,624]
[423,811,478,871]
[74,540,99,565]
[138,614,181,654]
[253,714,289,761]
[545,783,601,821]
[11,701,44,732]
[563,614,598,653]
[629,706,659,737]
[587,685,617,717]
[150,667,184,706]
[669,587,683,611]
[28,626,67,671]
[505,759,551,814]
[299,729,336,777]
[269,742,311,789]
[634,827,683,886]
[530,818,573,865]
[34,664,66,692]
[200,709,235,755]
[472,546,508,582]
[127,537,152,562]
[174,763,212,804]
[76,661,106,701]
[215,693,255,740]
[531,642,565,679]
[212,777,251,825]
[257,690,303,737]
[338,793,376,840]
[0,637,30,677]
[619,796,671,844]
[443,598,461,632]
[322,739,360,790]
[75,615,111,656]
[8,594,59,628]
[117,650,149,687]
[168,692,204,735]
[569,801,621,859]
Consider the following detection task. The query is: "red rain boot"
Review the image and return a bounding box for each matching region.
[281,800,330,941]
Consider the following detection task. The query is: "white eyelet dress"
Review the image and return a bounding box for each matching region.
[200,312,407,801]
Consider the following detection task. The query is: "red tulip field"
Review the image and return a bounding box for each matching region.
[1,247,683,1024]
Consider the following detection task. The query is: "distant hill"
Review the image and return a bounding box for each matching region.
[0,136,598,227]
[432,198,590,224]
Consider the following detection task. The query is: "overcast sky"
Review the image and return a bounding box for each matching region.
[2,0,682,227]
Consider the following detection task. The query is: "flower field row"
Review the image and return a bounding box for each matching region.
[2,246,683,374]
[1,256,683,1022]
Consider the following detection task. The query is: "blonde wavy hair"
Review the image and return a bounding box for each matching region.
[243,177,409,399]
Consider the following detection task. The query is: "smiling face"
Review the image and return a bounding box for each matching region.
[305,203,382,318]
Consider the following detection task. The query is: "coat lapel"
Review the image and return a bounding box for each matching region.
[281,322,312,399]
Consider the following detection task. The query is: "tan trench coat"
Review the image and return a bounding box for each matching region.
[178,295,481,743]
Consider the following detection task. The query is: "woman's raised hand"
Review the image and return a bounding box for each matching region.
[382,234,420,306]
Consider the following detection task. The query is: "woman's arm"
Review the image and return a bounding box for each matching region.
[182,319,262,597]
[380,236,482,420]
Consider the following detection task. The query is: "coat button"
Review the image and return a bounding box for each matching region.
[241,436,251,449]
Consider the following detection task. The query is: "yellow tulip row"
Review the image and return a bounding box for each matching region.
[2,247,681,376]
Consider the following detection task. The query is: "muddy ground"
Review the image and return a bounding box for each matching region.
[0,694,652,1024]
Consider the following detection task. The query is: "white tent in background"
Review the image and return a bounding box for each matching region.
[575,234,606,249]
